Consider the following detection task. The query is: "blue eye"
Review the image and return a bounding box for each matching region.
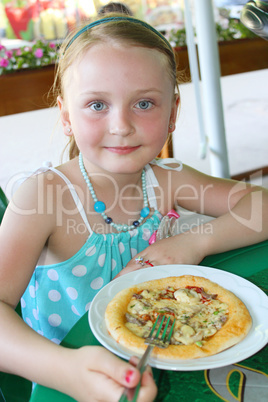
[137,100,152,110]
[90,102,106,111]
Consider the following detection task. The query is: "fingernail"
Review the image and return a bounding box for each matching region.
[125,369,135,383]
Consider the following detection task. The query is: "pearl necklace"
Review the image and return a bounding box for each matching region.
[79,153,150,232]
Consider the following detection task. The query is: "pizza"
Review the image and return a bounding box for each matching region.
[105,275,252,359]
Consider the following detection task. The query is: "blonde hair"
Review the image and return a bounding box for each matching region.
[53,14,181,160]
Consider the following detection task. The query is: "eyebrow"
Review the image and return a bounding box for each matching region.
[80,88,163,96]
[135,88,163,95]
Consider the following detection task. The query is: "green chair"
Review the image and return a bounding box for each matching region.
[0,188,8,224]
[0,188,32,401]
[0,372,32,402]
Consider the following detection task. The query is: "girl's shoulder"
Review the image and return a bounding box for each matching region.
[22,158,79,191]
[150,158,218,187]
[149,158,185,188]
[34,158,78,181]
[9,158,79,219]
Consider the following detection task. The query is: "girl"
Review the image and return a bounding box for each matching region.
[0,14,267,402]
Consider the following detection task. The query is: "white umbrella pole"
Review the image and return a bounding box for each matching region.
[184,0,208,159]
[193,0,230,178]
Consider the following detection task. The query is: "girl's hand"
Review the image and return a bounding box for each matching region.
[62,346,157,402]
[115,232,206,278]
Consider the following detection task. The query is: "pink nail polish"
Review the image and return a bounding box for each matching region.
[125,370,134,383]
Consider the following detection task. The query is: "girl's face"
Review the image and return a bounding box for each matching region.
[59,42,179,175]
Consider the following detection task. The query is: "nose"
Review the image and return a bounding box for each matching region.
[109,107,134,137]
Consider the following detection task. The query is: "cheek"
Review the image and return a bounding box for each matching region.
[143,116,169,141]
[71,115,104,146]
[143,128,168,155]
[77,130,101,148]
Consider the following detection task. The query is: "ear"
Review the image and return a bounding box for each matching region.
[57,96,72,137]
[169,94,180,132]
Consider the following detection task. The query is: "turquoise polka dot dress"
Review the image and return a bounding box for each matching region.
[21,159,182,343]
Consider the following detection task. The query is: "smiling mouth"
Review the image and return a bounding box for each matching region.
[105,146,141,154]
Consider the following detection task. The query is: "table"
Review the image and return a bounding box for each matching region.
[30,240,268,402]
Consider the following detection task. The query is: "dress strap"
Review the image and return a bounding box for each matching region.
[36,163,93,236]
[150,158,183,171]
[144,158,183,211]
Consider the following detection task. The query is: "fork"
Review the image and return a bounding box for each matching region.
[118,314,175,402]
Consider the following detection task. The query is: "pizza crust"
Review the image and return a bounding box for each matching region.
[105,275,252,359]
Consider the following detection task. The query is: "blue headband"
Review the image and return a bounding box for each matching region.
[64,16,173,53]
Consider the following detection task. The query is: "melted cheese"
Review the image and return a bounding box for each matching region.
[125,287,229,346]
[174,288,201,303]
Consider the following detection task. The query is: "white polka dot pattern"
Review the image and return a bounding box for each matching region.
[142,228,152,241]
[72,265,87,277]
[66,287,78,300]
[98,254,106,267]
[111,259,116,271]
[71,305,80,316]
[29,285,36,298]
[85,245,96,256]
[131,248,137,257]
[119,242,125,254]
[25,317,32,327]
[21,297,26,308]
[21,212,161,344]
[90,277,104,290]
[47,269,59,281]
[51,338,61,345]
[48,290,61,302]
[32,308,39,320]
[48,314,62,327]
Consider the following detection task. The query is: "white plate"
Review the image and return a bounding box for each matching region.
[88,265,268,371]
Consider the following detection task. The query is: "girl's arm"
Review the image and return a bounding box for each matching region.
[0,177,157,401]
[120,165,268,273]
[0,301,156,401]
[170,165,268,257]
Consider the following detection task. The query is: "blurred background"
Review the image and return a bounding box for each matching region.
[0,1,253,44]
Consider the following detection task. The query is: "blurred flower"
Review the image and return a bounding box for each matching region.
[0,58,9,68]
[34,48,43,58]
[168,18,256,48]
[0,40,58,75]
[5,50,13,59]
